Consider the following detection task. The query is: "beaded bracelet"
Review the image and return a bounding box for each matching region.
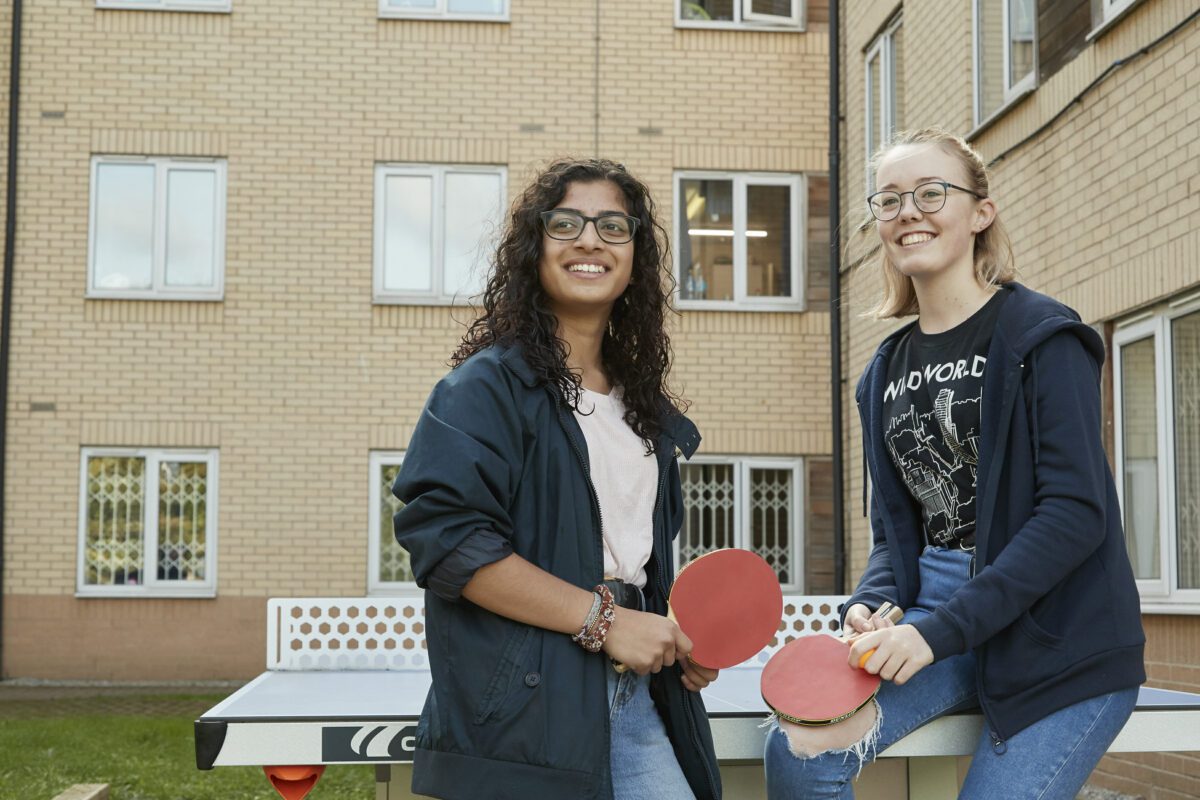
[571,584,616,653]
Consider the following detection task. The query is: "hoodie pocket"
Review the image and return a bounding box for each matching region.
[985,611,1067,698]
[473,624,534,725]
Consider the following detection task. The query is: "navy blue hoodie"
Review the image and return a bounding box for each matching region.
[850,283,1145,742]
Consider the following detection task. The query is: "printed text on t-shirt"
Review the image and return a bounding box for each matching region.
[883,355,987,403]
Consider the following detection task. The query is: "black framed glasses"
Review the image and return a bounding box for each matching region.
[539,209,640,245]
[866,181,986,221]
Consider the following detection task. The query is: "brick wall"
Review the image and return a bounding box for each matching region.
[1,1,831,679]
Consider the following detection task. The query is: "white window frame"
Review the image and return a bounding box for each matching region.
[373,163,507,306]
[675,0,804,31]
[864,15,903,195]
[77,447,219,598]
[1113,293,1200,614]
[369,451,420,596]
[675,455,805,592]
[378,0,509,22]
[87,156,227,301]
[674,171,806,312]
[96,0,231,12]
[971,0,1038,129]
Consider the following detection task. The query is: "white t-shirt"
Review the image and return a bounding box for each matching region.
[572,388,658,589]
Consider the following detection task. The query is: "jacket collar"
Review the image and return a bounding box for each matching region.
[497,342,701,458]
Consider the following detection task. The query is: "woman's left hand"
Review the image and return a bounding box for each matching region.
[680,660,718,692]
[848,625,933,686]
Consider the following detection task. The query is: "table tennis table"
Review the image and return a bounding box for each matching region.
[195,598,1200,799]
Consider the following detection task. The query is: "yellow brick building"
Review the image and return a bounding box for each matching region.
[837,0,1199,794]
[0,1,836,680]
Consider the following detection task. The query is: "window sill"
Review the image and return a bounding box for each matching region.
[96,2,232,11]
[86,290,224,302]
[367,586,424,597]
[76,587,217,599]
[1138,600,1200,615]
[378,12,510,23]
[677,299,806,313]
[1086,2,1142,43]
[966,84,1036,141]
[373,294,478,307]
[674,20,804,33]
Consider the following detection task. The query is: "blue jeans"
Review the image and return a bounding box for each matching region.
[608,666,696,800]
[765,546,1138,800]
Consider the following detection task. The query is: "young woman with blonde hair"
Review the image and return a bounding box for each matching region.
[765,128,1145,799]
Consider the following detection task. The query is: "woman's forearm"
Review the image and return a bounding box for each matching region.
[460,553,595,635]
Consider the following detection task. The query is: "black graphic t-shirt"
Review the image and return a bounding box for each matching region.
[882,291,1009,548]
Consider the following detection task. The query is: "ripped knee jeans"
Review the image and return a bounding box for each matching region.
[765,546,977,800]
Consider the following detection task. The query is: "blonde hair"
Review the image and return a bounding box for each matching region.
[861,128,1016,319]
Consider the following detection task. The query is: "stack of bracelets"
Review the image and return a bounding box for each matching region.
[571,584,616,653]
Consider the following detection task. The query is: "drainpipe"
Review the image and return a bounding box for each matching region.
[828,0,845,594]
[1,0,27,678]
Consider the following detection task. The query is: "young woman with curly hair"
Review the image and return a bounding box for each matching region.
[393,158,721,800]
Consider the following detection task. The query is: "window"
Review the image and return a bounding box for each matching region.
[1099,0,1139,25]
[1113,294,1200,613]
[370,452,417,594]
[973,0,1036,127]
[676,0,803,30]
[677,457,804,591]
[96,0,231,12]
[374,164,505,305]
[865,16,904,193]
[379,0,508,21]
[676,172,810,310]
[87,156,226,300]
[78,449,218,597]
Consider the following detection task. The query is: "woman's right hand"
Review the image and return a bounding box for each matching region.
[843,603,883,636]
[602,607,692,675]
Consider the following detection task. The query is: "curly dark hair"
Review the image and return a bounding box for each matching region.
[451,157,686,450]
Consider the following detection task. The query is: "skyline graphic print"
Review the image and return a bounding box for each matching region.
[884,387,982,544]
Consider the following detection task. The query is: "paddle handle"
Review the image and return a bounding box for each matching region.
[856,602,904,669]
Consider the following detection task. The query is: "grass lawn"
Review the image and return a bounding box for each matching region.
[0,693,376,800]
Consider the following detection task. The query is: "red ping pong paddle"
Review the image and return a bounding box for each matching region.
[668,548,784,670]
[614,548,783,672]
[760,603,904,726]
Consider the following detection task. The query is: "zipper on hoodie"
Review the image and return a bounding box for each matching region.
[975,658,1007,754]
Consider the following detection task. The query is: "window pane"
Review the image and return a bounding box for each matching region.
[679,463,735,565]
[748,0,793,17]
[1173,311,1200,589]
[751,468,793,586]
[383,174,434,293]
[746,184,791,298]
[165,169,217,288]
[1120,337,1160,580]
[387,0,437,8]
[85,457,146,586]
[444,172,502,301]
[975,0,1004,120]
[805,175,830,305]
[680,179,733,301]
[681,0,734,21]
[158,460,207,582]
[1008,0,1035,88]
[867,50,883,160]
[94,163,155,291]
[380,463,414,584]
[447,0,503,13]
[891,24,906,132]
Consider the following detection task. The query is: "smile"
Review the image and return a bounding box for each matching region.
[900,232,936,247]
[565,263,609,274]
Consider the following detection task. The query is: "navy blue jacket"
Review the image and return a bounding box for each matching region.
[850,283,1145,741]
[392,344,721,800]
